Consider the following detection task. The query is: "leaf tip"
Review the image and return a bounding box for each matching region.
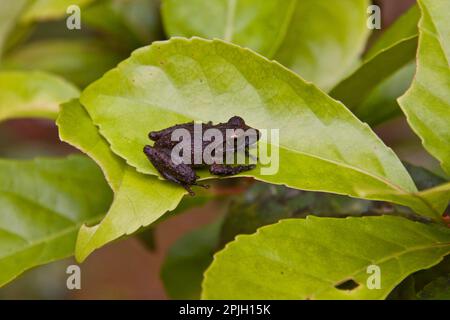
[75,224,99,263]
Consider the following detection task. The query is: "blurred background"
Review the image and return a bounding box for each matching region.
[0,0,433,299]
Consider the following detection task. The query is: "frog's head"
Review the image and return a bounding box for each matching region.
[227,116,260,141]
[227,116,246,127]
[223,116,260,151]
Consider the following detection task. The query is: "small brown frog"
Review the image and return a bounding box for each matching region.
[144,116,260,195]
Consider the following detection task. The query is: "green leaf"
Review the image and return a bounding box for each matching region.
[162,0,298,59]
[83,0,161,49]
[2,39,123,87]
[330,4,420,126]
[409,255,450,292]
[0,155,112,287]
[348,63,416,126]
[398,0,450,176]
[417,275,450,299]
[414,183,450,218]
[365,4,420,60]
[202,215,450,299]
[0,70,79,122]
[20,0,94,23]
[57,100,186,262]
[162,0,370,91]
[404,162,447,191]
[161,218,223,300]
[388,255,450,299]
[330,39,417,125]
[273,0,370,91]
[0,0,28,57]
[137,182,218,252]
[80,37,446,220]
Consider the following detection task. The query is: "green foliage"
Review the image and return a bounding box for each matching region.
[162,0,370,91]
[0,0,448,301]
[163,161,448,300]
[417,275,450,299]
[0,70,79,121]
[390,257,450,300]
[2,40,123,87]
[19,0,94,23]
[398,0,450,176]
[365,5,420,60]
[330,5,420,126]
[57,100,186,262]
[203,216,450,299]
[0,155,112,287]
[83,0,162,50]
[0,0,28,57]
[0,0,161,88]
[330,40,417,125]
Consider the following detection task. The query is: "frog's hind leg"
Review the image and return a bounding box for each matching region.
[209,163,256,176]
[192,174,210,191]
[181,184,196,196]
[144,145,198,196]
[158,170,198,196]
[155,166,196,196]
[181,182,210,196]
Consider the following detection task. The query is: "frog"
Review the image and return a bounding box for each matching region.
[143,116,260,195]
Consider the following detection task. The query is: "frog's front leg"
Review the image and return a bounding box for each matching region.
[144,145,208,195]
[209,163,256,176]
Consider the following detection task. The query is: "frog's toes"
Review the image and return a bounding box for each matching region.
[195,182,210,189]
[182,184,196,196]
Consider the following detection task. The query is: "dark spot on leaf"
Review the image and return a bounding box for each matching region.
[335,279,359,291]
